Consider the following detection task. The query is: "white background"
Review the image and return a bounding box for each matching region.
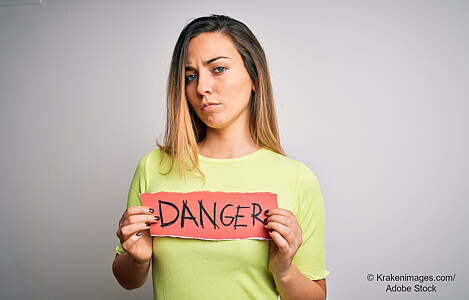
[0,0,467,299]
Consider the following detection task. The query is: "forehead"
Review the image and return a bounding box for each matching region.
[185,32,238,65]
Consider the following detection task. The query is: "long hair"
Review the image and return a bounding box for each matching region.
[156,14,285,183]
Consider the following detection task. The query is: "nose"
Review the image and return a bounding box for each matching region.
[196,70,213,96]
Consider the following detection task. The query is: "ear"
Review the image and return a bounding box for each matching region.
[252,83,256,92]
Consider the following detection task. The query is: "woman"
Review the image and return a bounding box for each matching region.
[112,14,329,300]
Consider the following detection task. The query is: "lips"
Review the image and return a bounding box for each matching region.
[201,102,220,111]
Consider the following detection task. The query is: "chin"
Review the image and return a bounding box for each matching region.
[204,121,228,129]
[202,115,228,129]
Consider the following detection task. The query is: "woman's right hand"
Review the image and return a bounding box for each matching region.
[116,206,159,265]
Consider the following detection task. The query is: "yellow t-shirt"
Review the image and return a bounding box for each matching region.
[115,146,329,299]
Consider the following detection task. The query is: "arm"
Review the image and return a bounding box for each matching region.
[272,162,329,299]
[273,263,327,300]
[112,206,155,290]
[112,252,150,290]
[113,153,154,290]
[265,162,329,299]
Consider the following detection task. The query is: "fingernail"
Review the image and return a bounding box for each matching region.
[149,208,154,213]
[145,222,151,226]
[265,210,269,215]
[154,216,160,221]
[136,231,142,236]
[269,229,273,232]
[263,217,268,225]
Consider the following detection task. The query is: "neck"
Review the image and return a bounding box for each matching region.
[197,115,260,159]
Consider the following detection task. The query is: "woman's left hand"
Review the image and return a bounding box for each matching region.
[264,208,303,279]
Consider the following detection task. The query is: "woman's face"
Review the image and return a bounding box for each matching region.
[184,32,254,130]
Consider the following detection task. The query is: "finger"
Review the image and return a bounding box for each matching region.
[122,206,155,220]
[121,222,152,241]
[269,230,289,252]
[264,221,295,247]
[120,206,155,227]
[121,214,160,227]
[265,214,291,227]
[266,208,293,218]
[122,230,147,253]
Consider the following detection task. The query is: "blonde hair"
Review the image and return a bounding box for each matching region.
[156,14,285,184]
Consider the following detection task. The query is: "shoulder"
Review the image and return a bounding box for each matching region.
[263,149,321,197]
[134,147,168,171]
[262,147,317,181]
[145,148,164,162]
[261,147,303,172]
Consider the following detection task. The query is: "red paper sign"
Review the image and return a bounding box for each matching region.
[140,191,278,240]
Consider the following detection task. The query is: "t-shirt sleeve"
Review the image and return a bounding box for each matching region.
[292,161,330,280]
[115,154,148,255]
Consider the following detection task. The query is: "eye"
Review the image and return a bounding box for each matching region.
[214,66,226,73]
[185,74,197,84]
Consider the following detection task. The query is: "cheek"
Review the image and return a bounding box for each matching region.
[220,71,252,106]
[185,88,198,108]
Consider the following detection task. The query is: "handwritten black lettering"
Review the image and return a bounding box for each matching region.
[234,205,249,230]
[181,199,199,228]
[198,199,220,229]
[251,202,263,226]
[220,204,235,226]
[159,200,179,228]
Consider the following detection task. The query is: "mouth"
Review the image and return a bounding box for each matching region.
[201,103,220,111]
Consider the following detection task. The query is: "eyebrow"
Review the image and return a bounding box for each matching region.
[185,56,230,72]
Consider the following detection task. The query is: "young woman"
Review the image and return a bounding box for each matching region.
[112,14,329,300]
